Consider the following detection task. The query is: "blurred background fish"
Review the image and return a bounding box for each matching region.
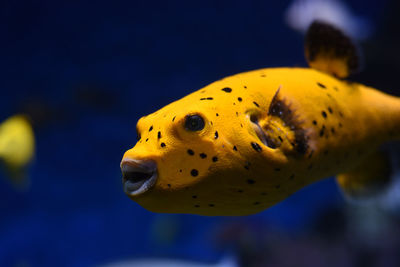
[284,0,373,40]
[0,115,35,189]
[99,254,237,267]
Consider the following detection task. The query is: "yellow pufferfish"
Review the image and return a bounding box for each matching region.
[121,21,400,216]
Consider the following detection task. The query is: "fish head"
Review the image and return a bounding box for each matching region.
[121,81,303,216]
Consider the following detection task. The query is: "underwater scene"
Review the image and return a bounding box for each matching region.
[1,0,400,266]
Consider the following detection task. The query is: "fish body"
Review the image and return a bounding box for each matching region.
[121,22,400,216]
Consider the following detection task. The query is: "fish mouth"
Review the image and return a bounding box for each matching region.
[120,158,157,196]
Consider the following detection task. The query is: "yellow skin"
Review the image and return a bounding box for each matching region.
[122,67,400,216]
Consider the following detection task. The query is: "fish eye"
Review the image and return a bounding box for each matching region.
[184,114,205,132]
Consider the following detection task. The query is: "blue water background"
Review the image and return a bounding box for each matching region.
[0,0,395,266]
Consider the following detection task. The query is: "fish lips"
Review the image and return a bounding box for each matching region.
[120,158,158,196]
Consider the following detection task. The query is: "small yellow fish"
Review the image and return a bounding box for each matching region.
[121,21,400,216]
[0,114,35,188]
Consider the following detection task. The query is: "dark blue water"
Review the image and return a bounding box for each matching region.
[0,1,392,266]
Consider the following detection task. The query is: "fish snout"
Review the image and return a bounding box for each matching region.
[120,158,157,196]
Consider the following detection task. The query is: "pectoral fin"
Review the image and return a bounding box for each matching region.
[305,21,360,78]
[336,151,392,199]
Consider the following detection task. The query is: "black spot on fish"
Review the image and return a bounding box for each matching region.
[240,124,243,128]
[157,131,161,139]
[191,169,199,177]
[194,205,200,208]
[172,116,176,122]
[235,112,239,116]
[244,86,247,89]
[216,113,219,116]
[278,136,283,142]
[339,111,344,117]
[179,169,182,172]
[321,111,327,118]
[244,161,251,170]
[320,125,326,137]
[254,202,260,205]
[317,82,326,89]
[339,122,343,128]
[238,97,242,102]
[200,97,214,100]
[253,101,260,107]
[260,74,267,77]
[212,156,218,162]
[289,174,295,180]
[334,86,339,91]
[199,153,207,158]
[312,120,317,125]
[167,184,171,187]
[247,179,255,184]
[222,87,232,93]
[251,142,262,152]
[187,149,194,155]
[149,126,153,132]
[331,127,335,134]
[145,138,149,142]
[274,168,280,171]
[237,189,243,193]
[192,195,197,199]
[160,142,166,147]
[233,146,237,151]
[208,204,215,207]
[214,131,219,139]
[328,107,333,114]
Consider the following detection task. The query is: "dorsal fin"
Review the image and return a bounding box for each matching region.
[305,20,360,78]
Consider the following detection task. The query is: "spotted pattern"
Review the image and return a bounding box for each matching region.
[251,142,262,152]
[190,169,199,177]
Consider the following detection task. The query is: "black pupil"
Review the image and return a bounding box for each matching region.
[185,115,205,131]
